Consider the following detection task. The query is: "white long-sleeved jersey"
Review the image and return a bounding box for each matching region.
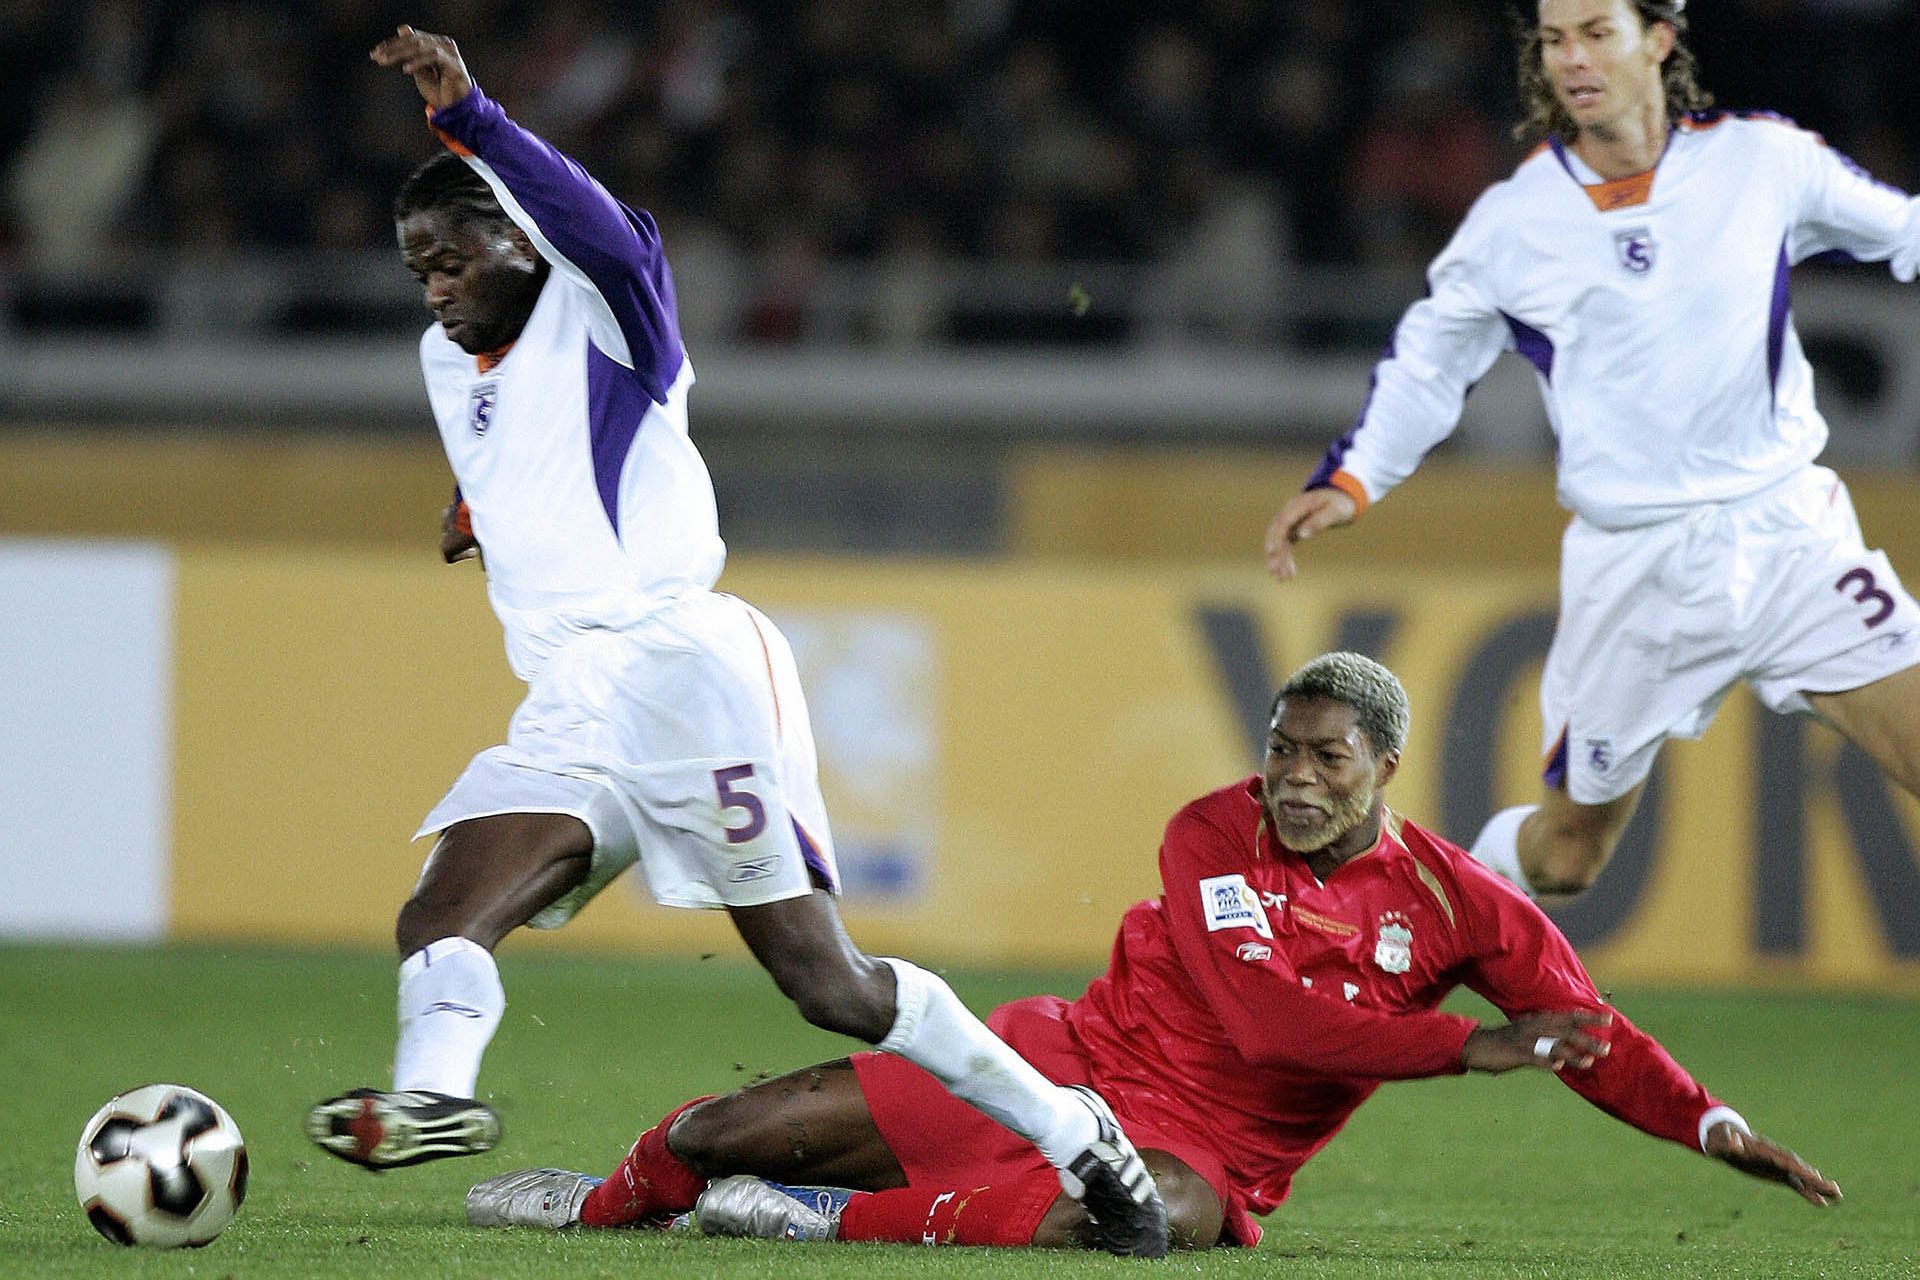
[417,90,725,680]
[1309,113,1920,530]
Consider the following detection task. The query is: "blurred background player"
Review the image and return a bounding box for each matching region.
[1264,0,1920,899]
[305,26,1168,1255]
[463,652,1837,1250]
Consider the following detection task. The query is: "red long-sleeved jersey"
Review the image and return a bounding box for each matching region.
[1065,777,1722,1220]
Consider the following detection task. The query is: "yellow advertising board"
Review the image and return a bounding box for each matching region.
[169,548,1920,991]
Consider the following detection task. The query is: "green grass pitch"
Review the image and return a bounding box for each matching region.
[2,942,1916,1278]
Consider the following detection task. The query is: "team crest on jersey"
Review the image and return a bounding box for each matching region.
[468,381,499,436]
[1199,874,1273,939]
[1613,227,1656,275]
[1373,912,1413,975]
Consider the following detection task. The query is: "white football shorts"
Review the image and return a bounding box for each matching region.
[417,590,838,925]
[1541,465,1920,804]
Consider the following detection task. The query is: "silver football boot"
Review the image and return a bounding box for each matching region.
[695,1175,849,1242]
[465,1168,602,1229]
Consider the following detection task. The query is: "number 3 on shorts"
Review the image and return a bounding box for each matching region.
[1835,567,1896,629]
[712,764,768,843]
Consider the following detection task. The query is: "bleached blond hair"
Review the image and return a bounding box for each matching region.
[1270,652,1410,757]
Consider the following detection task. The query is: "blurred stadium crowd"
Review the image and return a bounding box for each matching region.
[2,0,1915,344]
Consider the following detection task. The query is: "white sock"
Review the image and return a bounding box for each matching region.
[392,936,505,1097]
[1470,805,1539,898]
[874,957,1093,1169]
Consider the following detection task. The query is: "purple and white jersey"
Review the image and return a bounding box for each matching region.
[419,89,724,680]
[1311,113,1920,531]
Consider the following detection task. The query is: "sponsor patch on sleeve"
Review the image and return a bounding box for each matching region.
[1198,873,1273,939]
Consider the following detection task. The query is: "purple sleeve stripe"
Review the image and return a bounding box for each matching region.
[1305,340,1394,490]
[430,89,686,402]
[585,345,655,541]
[1304,426,1357,490]
[1826,145,1910,199]
[792,818,838,894]
[1500,311,1554,381]
[1541,725,1570,791]
[1766,239,1791,393]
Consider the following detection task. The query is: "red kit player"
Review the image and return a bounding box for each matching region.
[465,652,1837,1251]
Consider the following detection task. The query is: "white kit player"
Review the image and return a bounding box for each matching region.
[308,27,1170,1255]
[1265,0,1920,899]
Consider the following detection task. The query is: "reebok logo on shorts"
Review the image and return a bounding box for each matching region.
[727,857,782,883]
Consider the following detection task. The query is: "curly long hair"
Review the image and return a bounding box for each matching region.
[1511,0,1713,144]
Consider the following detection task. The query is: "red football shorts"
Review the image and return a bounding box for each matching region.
[850,994,1259,1246]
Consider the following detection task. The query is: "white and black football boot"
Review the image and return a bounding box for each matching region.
[306,1087,502,1170]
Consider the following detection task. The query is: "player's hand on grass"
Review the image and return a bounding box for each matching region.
[1460,1009,1613,1074]
[442,500,479,564]
[371,25,475,110]
[1265,487,1357,581]
[1705,1122,1841,1206]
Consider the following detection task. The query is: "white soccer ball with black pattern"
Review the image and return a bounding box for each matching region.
[73,1084,248,1248]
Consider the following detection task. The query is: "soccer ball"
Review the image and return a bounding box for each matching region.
[73,1084,248,1247]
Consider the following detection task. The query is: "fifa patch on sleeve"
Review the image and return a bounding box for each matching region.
[1198,874,1273,939]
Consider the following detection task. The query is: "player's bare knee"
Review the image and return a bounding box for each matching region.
[662,1097,734,1173]
[790,977,891,1043]
[1875,721,1920,797]
[1165,1204,1223,1250]
[1528,831,1610,895]
[1030,1191,1091,1248]
[1521,801,1624,895]
[764,950,893,1042]
[394,893,461,958]
[1043,1170,1221,1252]
[1148,1156,1223,1250]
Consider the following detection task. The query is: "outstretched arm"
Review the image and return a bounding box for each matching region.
[1264,205,1508,583]
[371,26,684,395]
[1457,863,1839,1204]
